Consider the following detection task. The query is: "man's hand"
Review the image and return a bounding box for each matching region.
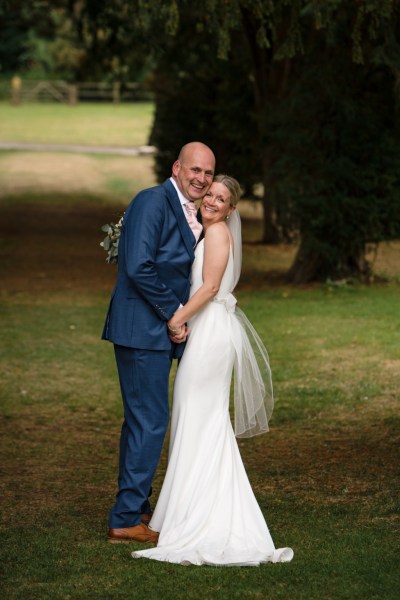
[167,322,187,344]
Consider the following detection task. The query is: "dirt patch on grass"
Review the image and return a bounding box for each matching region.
[1,201,120,294]
[0,153,105,195]
[248,420,399,513]
[0,199,287,295]
[1,403,398,529]
[0,152,157,206]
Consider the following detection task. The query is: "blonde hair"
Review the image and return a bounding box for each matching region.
[213,174,241,207]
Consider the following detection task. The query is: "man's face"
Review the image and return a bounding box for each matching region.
[172,147,215,201]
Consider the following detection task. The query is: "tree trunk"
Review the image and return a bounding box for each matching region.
[286,240,322,283]
[287,238,371,284]
[261,151,280,244]
[262,191,281,244]
[240,9,293,244]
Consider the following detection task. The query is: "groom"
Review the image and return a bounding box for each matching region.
[102,142,215,543]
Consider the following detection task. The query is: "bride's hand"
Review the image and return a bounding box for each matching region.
[168,322,187,343]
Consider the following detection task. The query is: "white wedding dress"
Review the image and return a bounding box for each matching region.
[132,239,293,566]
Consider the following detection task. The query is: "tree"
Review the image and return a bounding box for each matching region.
[138,0,400,281]
[0,0,56,77]
[0,0,153,82]
[2,0,399,282]
[272,35,400,282]
[148,22,260,196]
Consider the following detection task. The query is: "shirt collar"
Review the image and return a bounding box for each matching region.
[169,177,189,206]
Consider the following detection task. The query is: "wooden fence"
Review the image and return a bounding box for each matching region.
[3,78,153,104]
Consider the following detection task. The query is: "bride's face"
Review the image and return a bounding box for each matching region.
[200,182,234,226]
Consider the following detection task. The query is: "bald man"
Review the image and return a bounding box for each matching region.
[102,143,215,543]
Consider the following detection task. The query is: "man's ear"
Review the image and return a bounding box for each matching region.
[172,160,180,177]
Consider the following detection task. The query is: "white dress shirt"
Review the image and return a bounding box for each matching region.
[169,177,190,208]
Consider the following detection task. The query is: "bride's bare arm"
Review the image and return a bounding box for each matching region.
[168,223,230,331]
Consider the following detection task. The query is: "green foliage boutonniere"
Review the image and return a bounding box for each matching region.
[100,214,124,264]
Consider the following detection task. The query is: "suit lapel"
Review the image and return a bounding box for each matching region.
[163,179,195,260]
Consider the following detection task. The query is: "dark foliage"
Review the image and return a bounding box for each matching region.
[150,4,400,281]
[149,24,260,195]
[1,0,399,282]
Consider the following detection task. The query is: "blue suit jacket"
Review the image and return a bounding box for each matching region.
[102,179,195,358]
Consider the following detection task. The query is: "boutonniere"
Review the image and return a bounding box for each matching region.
[100,214,124,264]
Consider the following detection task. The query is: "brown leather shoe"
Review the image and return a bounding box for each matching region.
[108,523,159,544]
[140,512,153,526]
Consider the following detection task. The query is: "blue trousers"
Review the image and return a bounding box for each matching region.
[109,345,171,528]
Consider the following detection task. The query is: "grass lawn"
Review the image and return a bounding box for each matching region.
[0,101,154,146]
[0,151,157,203]
[0,105,398,598]
[0,188,399,599]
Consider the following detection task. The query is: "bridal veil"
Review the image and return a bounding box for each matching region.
[227,210,274,438]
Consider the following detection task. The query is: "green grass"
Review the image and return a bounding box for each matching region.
[0,152,399,600]
[0,515,396,600]
[0,101,154,146]
[1,103,399,597]
[240,286,399,424]
[0,285,398,599]
[1,189,399,598]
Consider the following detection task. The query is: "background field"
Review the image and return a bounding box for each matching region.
[0,102,154,145]
[0,102,399,599]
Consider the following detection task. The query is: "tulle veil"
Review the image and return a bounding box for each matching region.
[227,210,274,438]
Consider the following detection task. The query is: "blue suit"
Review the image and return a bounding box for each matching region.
[102,179,195,528]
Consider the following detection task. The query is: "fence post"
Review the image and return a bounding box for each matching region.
[68,84,78,105]
[11,76,21,105]
[112,81,121,104]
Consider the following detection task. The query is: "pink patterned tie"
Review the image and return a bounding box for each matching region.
[184,202,203,242]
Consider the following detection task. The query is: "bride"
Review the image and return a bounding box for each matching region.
[132,175,293,566]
